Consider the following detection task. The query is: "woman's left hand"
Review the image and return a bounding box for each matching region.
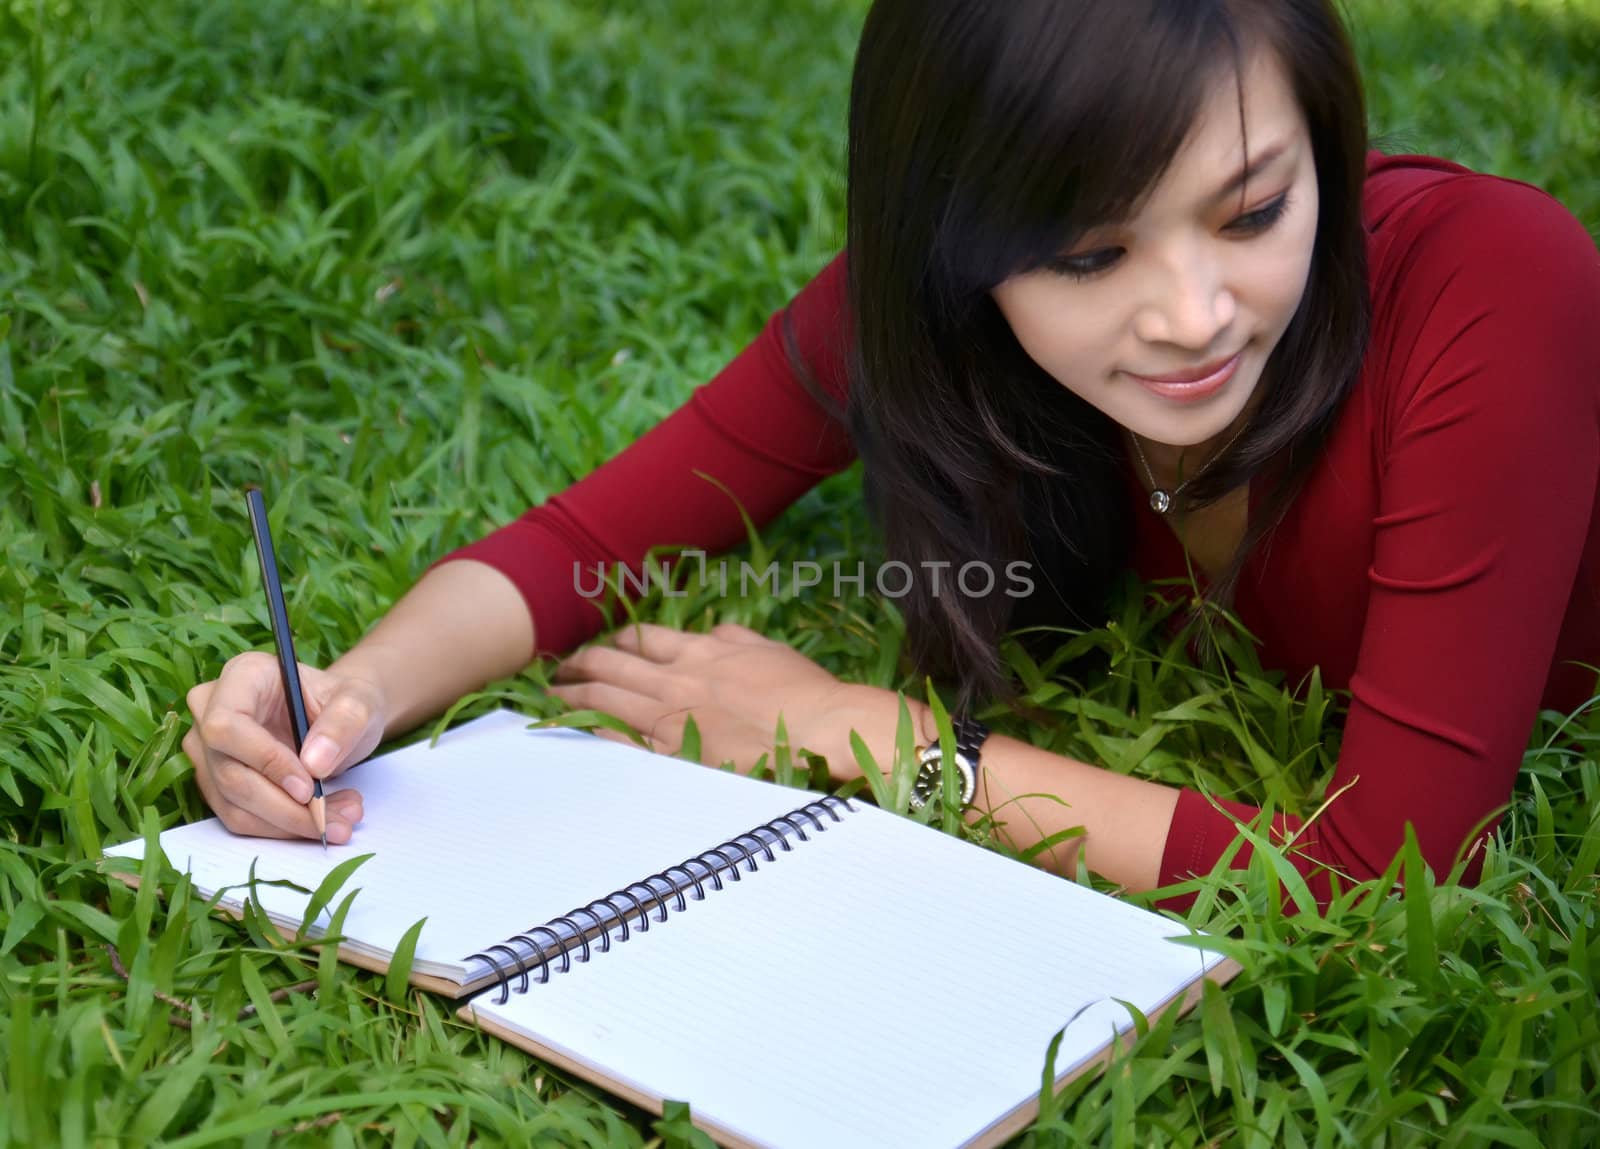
[548,622,851,772]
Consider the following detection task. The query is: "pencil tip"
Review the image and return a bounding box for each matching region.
[310,794,327,849]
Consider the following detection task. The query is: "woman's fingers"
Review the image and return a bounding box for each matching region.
[607,622,700,662]
[547,680,669,741]
[588,726,663,753]
[319,789,365,843]
[199,655,318,800]
[607,621,775,662]
[187,724,364,842]
[184,651,385,844]
[212,782,362,843]
[554,643,673,697]
[708,622,773,646]
[212,776,362,843]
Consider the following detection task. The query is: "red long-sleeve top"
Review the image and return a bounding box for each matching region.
[440,150,1600,914]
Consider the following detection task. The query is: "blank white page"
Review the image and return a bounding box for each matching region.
[104,710,824,986]
[467,799,1226,1149]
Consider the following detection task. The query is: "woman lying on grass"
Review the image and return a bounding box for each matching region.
[181,0,1600,916]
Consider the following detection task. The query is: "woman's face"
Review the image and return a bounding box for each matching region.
[992,44,1320,453]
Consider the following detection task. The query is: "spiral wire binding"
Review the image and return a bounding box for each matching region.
[464,795,853,1002]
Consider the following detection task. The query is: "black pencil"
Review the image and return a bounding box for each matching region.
[243,485,327,850]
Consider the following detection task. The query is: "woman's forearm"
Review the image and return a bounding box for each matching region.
[968,729,1181,893]
[328,559,536,739]
[818,685,1181,894]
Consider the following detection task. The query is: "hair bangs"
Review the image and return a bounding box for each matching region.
[932,1,1251,300]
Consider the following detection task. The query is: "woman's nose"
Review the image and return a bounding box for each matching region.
[1136,250,1237,350]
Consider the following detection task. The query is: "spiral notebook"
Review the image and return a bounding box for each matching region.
[105,708,1239,1149]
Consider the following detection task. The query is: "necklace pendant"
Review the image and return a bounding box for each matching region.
[1150,489,1173,514]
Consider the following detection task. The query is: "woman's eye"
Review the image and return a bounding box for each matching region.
[1046,249,1120,281]
[1226,192,1292,234]
[1046,192,1292,282]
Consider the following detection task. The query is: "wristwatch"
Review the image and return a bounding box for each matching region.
[909,716,990,812]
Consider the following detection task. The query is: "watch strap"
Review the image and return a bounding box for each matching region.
[952,715,990,763]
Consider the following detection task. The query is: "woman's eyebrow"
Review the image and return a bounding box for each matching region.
[1210,140,1291,204]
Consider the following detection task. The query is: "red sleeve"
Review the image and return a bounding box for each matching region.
[1156,179,1600,916]
[433,253,856,657]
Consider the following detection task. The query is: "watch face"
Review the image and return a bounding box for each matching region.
[910,746,974,810]
[910,758,942,810]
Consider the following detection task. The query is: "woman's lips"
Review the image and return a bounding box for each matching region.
[1128,350,1243,401]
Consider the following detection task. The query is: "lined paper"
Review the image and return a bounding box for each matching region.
[106,707,1229,1146]
[467,800,1225,1149]
[104,711,825,985]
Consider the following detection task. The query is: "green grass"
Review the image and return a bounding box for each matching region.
[2,0,1598,1144]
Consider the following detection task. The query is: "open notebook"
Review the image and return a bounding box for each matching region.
[104,709,1239,1149]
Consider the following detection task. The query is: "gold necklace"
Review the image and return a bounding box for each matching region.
[1129,421,1249,514]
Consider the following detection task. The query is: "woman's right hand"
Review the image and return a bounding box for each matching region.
[183,652,386,843]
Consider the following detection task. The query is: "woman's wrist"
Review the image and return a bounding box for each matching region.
[798,685,1182,893]
[798,683,933,782]
[327,560,535,739]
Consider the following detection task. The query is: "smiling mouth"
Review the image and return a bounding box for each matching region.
[1124,350,1245,403]
[1128,350,1244,384]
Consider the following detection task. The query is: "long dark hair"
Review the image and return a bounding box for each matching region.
[796,0,1371,714]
